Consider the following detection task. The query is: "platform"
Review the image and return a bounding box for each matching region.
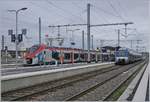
[1,62,114,93]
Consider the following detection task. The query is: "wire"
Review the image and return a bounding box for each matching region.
[93,5,121,18]
[114,0,127,18]
[91,7,110,24]
[30,1,75,24]
[71,2,86,12]
[46,0,86,23]
[105,0,125,21]
[71,2,87,21]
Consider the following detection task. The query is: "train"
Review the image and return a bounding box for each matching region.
[24,44,101,65]
[115,47,142,65]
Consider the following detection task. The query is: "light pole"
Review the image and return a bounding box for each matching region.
[8,7,27,67]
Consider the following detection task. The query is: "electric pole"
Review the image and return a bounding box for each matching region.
[82,30,85,50]
[58,25,60,37]
[136,40,142,52]
[118,29,120,47]
[39,17,41,45]
[125,24,127,36]
[130,40,133,48]
[2,35,4,50]
[100,40,104,48]
[100,40,104,62]
[87,3,91,63]
[91,35,94,50]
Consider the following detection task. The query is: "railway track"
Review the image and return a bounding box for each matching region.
[102,60,148,101]
[65,60,147,101]
[2,64,117,101]
[2,60,146,101]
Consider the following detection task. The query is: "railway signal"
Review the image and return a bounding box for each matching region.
[11,34,16,42]
[18,34,23,43]
[8,29,27,43]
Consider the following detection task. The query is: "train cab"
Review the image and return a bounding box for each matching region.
[115,48,142,65]
[115,49,129,64]
[24,44,46,65]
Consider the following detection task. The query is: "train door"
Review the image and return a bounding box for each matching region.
[74,52,79,62]
[43,49,52,64]
[64,51,71,63]
[59,49,64,64]
[95,51,98,62]
[52,50,59,60]
[70,51,74,64]
[79,52,85,62]
[85,53,88,62]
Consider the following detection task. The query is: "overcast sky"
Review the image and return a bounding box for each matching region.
[0,0,149,52]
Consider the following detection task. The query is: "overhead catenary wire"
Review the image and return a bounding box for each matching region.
[91,5,109,33]
[2,1,137,49]
[92,5,121,18]
[71,2,88,24]
[46,0,86,23]
[71,3,105,35]
[30,1,75,24]
[114,0,127,18]
[45,1,101,40]
[91,7,110,24]
[105,0,125,21]
[3,1,69,29]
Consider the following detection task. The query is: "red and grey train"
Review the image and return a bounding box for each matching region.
[24,44,101,65]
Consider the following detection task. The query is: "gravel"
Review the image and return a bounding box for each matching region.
[24,62,143,101]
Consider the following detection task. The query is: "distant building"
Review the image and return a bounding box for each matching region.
[1,50,26,58]
[101,46,119,61]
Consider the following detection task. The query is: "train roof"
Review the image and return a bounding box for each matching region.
[118,47,142,56]
[47,46,98,52]
[30,44,99,52]
[118,47,128,50]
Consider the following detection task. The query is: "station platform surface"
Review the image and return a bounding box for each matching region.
[1,62,114,93]
[133,61,149,101]
[1,62,114,76]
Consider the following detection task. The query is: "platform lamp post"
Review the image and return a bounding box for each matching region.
[8,7,27,68]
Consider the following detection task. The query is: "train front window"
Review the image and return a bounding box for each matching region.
[116,50,127,57]
[28,45,39,53]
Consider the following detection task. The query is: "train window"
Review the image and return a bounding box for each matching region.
[92,54,95,58]
[85,53,88,59]
[115,51,119,56]
[64,53,70,60]
[28,45,39,53]
[90,54,95,60]
[52,51,59,60]
[74,53,79,59]
[117,50,128,57]
[80,54,84,59]
[44,51,46,54]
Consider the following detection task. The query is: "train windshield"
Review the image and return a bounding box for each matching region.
[116,50,128,57]
[28,45,39,53]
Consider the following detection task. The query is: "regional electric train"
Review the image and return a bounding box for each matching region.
[24,44,101,65]
[115,47,142,65]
